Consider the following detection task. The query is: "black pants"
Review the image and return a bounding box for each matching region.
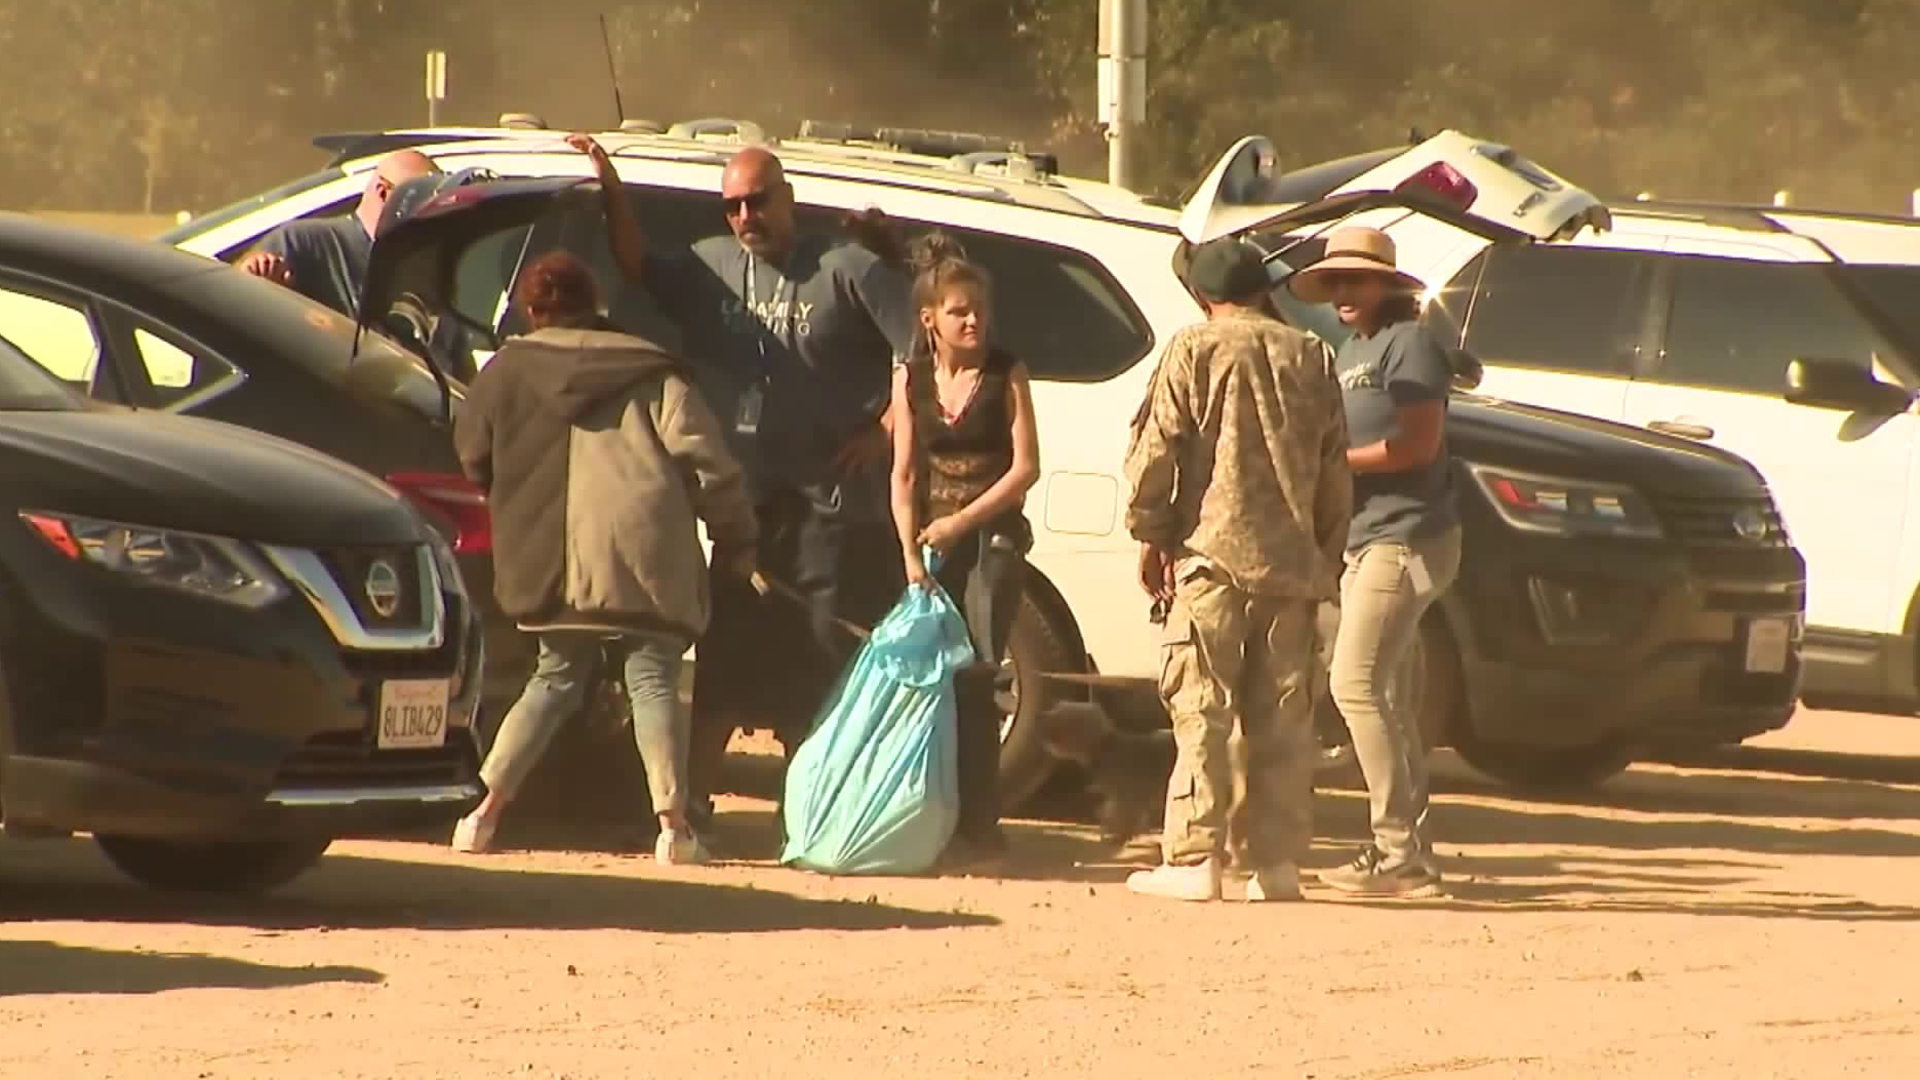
[934,529,1026,845]
[688,491,904,823]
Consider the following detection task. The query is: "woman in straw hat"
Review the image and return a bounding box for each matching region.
[1288,225,1463,898]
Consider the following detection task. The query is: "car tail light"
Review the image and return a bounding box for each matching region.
[1395,161,1478,211]
[387,472,491,554]
[20,512,81,559]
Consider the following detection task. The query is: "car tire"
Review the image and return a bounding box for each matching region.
[1451,734,1636,791]
[94,836,333,895]
[996,592,1082,811]
[1314,617,1461,776]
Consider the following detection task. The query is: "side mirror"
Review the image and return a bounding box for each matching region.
[1784,357,1912,414]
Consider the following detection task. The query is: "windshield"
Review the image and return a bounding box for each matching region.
[156,166,347,245]
[0,334,81,411]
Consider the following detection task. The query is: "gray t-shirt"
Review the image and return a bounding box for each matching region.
[636,233,916,521]
[1335,320,1457,550]
[257,216,372,319]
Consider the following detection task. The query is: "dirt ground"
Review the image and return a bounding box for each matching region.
[4,708,1917,1080]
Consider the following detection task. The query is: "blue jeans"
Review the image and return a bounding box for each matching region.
[480,630,690,818]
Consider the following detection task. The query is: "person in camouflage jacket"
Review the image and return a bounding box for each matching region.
[1121,237,1352,903]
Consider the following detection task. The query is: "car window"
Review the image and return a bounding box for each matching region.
[451,224,533,333]
[532,188,1153,381]
[506,185,725,349]
[1658,256,1899,394]
[1835,264,1920,369]
[887,219,1153,382]
[158,166,349,247]
[128,326,244,409]
[0,333,80,410]
[221,193,362,264]
[1462,245,1655,377]
[0,287,104,389]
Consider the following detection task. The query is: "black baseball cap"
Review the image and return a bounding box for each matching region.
[1186,237,1272,303]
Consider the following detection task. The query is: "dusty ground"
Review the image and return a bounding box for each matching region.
[4,709,1918,1080]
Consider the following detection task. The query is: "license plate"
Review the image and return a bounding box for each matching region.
[1744,618,1791,674]
[377,679,450,749]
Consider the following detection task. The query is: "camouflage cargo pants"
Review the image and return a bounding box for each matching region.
[1158,562,1317,869]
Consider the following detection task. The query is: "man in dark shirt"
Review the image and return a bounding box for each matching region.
[241,150,440,318]
[568,134,918,833]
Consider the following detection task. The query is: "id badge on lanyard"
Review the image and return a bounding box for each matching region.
[735,256,776,436]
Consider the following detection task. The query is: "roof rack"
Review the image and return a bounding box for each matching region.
[666,118,771,145]
[796,120,1058,173]
[1609,198,1791,233]
[1639,198,1920,228]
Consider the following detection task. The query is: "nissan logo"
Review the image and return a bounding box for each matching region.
[365,559,403,618]
[1732,508,1770,543]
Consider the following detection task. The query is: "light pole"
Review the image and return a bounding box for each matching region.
[1099,0,1147,191]
[425,50,448,127]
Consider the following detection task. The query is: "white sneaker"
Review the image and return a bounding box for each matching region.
[451,812,496,854]
[1244,863,1302,902]
[654,828,711,866]
[1125,860,1223,902]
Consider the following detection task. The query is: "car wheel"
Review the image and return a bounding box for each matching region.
[996,592,1082,811]
[1450,734,1636,791]
[94,836,333,895]
[1314,617,1460,776]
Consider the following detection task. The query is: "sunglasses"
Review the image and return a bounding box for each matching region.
[722,190,775,217]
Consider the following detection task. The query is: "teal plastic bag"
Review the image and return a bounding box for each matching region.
[780,555,976,875]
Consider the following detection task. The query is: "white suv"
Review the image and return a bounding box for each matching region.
[1373,199,1920,718]
[165,119,1811,794]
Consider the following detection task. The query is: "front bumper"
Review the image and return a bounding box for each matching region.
[0,532,484,840]
[1,751,481,840]
[1451,513,1805,748]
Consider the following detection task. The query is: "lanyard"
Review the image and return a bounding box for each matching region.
[743,253,801,366]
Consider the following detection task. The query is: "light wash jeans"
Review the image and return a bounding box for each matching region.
[479,630,690,818]
[1328,526,1463,864]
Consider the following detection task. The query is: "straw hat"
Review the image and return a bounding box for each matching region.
[1287,226,1426,304]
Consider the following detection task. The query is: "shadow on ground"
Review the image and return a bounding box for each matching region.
[0,839,999,935]
[326,704,1920,921]
[0,939,382,996]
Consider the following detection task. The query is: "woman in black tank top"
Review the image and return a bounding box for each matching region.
[886,234,1041,867]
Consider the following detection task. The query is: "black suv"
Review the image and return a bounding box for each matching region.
[0,328,484,893]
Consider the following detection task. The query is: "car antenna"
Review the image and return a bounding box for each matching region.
[598,14,627,126]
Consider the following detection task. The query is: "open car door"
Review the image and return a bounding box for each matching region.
[1172,135,1611,353]
[355,173,598,412]
[1178,131,1611,248]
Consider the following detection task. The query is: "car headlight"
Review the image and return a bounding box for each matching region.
[1464,465,1664,540]
[19,510,289,609]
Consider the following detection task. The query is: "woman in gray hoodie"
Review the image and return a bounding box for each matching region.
[449,252,759,862]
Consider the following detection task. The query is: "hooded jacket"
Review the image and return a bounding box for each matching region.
[454,325,757,638]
